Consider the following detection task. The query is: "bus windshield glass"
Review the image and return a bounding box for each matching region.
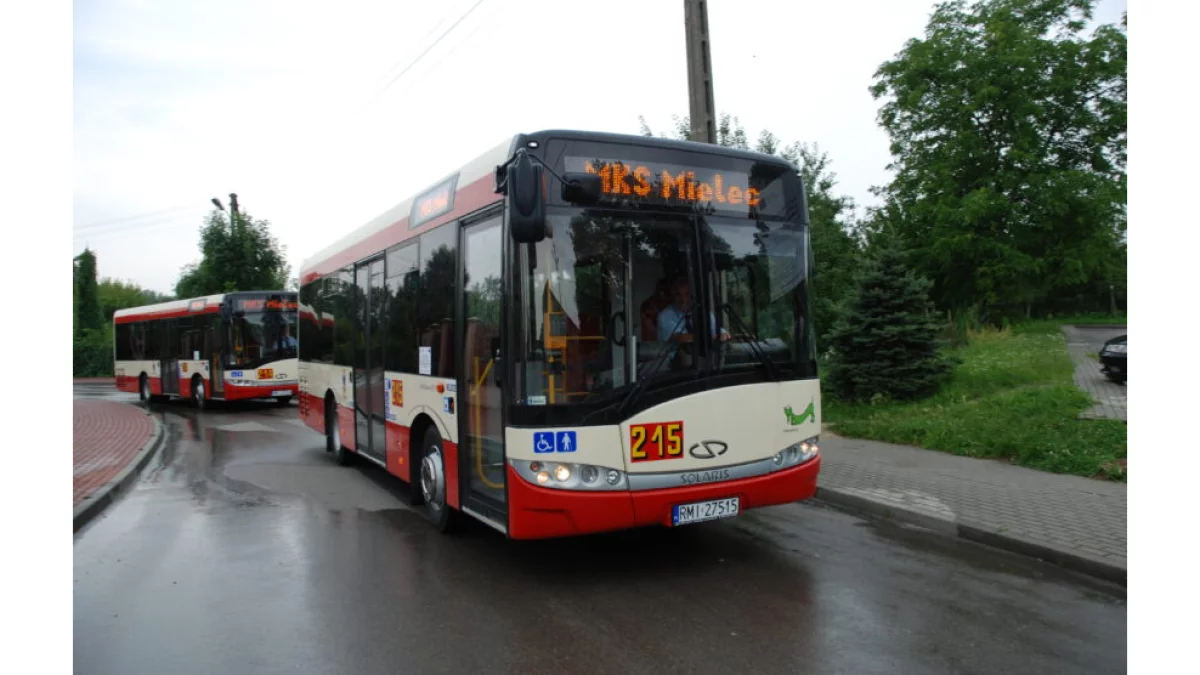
[230,305,299,367]
[510,208,815,415]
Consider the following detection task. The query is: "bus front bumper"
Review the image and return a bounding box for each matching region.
[505,455,820,540]
[222,381,299,400]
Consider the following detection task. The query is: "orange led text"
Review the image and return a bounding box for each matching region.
[585,161,760,207]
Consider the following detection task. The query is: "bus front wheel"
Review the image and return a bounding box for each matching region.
[419,426,455,533]
[191,376,206,410]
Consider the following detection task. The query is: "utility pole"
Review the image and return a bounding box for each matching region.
[684,0,717,144]
[229,193,240,234]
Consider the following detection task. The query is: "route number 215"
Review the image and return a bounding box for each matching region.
[630,422,684,462]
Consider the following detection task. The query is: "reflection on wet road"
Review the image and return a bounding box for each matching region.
[73,384,1126,675]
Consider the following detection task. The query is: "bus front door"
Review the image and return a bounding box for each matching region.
[459,215,507,527]
[208,318,224,397]
[354,257,387,465]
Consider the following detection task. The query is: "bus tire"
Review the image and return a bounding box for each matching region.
[327,398,352,466]
[419,425,455,532]
[139,374,151,403]
[191,376,207,409]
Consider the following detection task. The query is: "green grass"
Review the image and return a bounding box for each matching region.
[823,323,1128,481]
[1044,313,1127,326]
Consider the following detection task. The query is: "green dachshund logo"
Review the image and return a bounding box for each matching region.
[784,401,815,426]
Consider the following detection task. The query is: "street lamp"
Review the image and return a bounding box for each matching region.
[210,193,239,232]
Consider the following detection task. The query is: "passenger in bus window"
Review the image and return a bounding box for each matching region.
[278,324,298,350]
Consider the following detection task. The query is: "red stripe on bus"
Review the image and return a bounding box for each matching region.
[222,382,298,400]
[299,395,457,506]
[300,174,500,284]
[299,392,325,433]
[114,305,221,324]
[384,420,412,483]
[505,456,821,540]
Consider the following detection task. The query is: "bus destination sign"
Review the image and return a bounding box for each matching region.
[565,156,763,214]
[411,175,458,229]
[235,298,298,312]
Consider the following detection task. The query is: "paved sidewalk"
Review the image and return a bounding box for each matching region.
[814,433,1127,584]
[1061,325,1126,422]
[74,399,163,530]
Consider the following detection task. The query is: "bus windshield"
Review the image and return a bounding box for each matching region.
[230,308,299,367]
[511,208,815,416]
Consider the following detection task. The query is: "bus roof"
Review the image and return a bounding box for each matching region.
[298,129,799,285]
[113,290,296,324]
[299,135,518,284]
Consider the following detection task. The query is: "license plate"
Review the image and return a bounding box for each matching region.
[672,497,740,526]
[257,368,274,379]
[271,389,291,397]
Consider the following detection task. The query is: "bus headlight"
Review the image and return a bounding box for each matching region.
[773,436,819,471]
[512,460,627,491]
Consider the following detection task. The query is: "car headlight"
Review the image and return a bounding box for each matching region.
[772,436,819,471]
[510,460,628,491]
[1104,343,1126,354]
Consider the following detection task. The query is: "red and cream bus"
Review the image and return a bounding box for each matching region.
[298,129,822,538]
[114,291,300,407]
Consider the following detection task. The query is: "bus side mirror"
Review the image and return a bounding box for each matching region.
[506,152,546,244]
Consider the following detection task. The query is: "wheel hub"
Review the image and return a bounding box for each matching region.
[421,449,444,508]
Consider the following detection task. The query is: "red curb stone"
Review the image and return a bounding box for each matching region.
[73,400,154,507]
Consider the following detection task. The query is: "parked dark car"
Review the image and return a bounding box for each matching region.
[1099,334,1126,384]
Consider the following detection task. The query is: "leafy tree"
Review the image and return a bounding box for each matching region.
[639,112,750,148]
[97,278,171,320]
[826,240,953,402]
[175,208,290,298]
[73,248,104,336]
[869,0,1127,322]
[72,248,114,376]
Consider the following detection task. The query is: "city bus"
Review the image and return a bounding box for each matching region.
[297,129,821,539]
[114,291,300,408]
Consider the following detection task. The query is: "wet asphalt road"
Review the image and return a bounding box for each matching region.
[73,383,1126,675]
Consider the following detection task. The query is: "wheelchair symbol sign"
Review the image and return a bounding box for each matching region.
[533,432,555,454]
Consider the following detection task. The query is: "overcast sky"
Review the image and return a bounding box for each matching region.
[72,0,1128,294]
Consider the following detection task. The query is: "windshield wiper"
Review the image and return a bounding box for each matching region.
[615,311,689,417]
[719,303,781,380]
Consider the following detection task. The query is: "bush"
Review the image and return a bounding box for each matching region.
[74,328,113,378]
[825,240,953,402]
[823,323,1127,480]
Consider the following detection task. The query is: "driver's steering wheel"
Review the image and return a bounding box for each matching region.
[609,311,626,347]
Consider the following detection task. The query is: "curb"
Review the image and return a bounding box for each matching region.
[1063,323,1127,330]
[812,486,1127,586]
[73,409,165,534]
